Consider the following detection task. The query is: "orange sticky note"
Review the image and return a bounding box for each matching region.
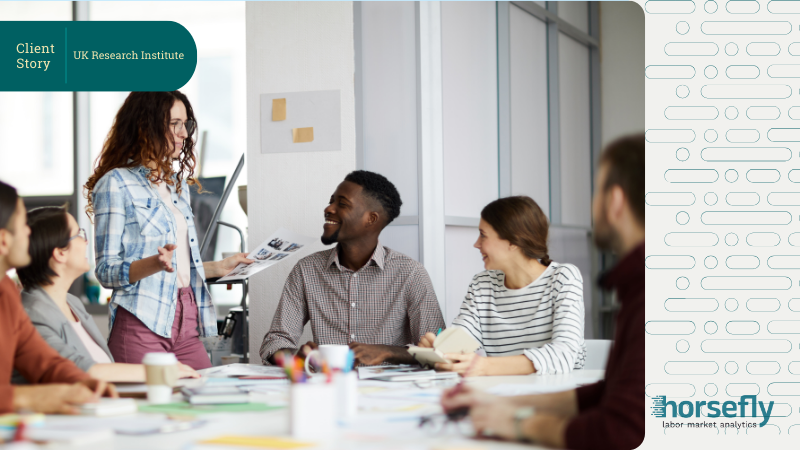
[272,98,286,121]
[292,127,314,143]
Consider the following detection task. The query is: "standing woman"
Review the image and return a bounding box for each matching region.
[84,91,251,369]
[419,196,586,376]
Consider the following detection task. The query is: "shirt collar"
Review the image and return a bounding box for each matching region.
[128,164,178,183]
[327,242,386,272]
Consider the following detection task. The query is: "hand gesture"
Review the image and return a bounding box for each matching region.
[418,332,437,348]
[157,244,177,272]
[349,342,393,366]
[299,341,318,358]
[435,352,486,376]
[178,363,201,379]
[469,396,519,440]
[219,252,254,276]
[13,383,97,415]
[79,378,118,398]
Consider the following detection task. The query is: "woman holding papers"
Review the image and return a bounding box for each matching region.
[14,206,200,382]
[419,196,586,376]
[84,91,252,368]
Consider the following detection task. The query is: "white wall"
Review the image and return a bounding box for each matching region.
[441,1,498,220]
[599,1,645,147]
[441,1,498,321]
[559,33,592,228]
[245,2,356,362]
[358,2,421,262]
[509,5,549,215]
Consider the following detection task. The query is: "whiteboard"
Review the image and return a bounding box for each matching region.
[260,89,341,154]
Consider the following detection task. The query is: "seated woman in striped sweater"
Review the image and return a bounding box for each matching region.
[418,196,586,376]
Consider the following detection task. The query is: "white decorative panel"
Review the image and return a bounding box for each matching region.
[379,225,419,262]
[361,1,419,216]
[558,33,592,228]
[444,226,485,324]
[558,1,589,34]
[510,5,550,216]
[441,1,498,218]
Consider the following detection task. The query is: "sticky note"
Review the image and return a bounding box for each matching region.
[199,435,314,449]
[272,98,286,121]
[292,127,314,143]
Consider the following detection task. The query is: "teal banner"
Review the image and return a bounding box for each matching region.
[0,21,197,91]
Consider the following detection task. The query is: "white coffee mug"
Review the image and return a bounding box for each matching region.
[142,352,179,404]
[304,344,351,375]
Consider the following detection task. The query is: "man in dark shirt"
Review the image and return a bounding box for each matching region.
[442,134,645,450]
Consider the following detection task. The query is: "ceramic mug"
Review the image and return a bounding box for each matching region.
[304,344,351,375]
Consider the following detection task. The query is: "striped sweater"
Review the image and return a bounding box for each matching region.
[451,262,586,374]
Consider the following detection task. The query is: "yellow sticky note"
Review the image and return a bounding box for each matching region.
[292,127,314,143]
[199,435,314,449]
[272,98,286,121]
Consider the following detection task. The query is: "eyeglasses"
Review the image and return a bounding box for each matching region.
[170,119,196,136]
[68,228,87,243]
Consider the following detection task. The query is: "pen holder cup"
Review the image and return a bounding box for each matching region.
[334,372,358,419]
[290,383,336,440]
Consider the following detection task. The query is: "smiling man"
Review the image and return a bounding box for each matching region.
[260,171,445,366]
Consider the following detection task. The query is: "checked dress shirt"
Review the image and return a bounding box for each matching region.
[260,244,445,364]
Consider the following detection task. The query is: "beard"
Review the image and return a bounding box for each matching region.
[321,228,340,246]
[593,224,614,252]
[593,216,621,254]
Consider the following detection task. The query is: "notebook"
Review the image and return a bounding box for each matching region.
[407,327,482,367]
[181,386,250,405]
[79,398,138,416]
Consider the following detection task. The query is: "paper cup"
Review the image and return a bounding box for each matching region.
[142,352,178,404]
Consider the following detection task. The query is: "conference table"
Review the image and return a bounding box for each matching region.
[35,369,605,450]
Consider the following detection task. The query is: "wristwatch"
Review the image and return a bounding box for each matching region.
[514,406,536,442]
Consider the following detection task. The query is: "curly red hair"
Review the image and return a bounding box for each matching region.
[84,91,201,217]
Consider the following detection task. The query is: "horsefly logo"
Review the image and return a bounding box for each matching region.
[650,395,774,427]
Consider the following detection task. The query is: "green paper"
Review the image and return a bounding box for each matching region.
[138,402,284,416]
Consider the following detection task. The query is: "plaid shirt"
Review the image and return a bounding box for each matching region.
[92,167,215,339]
[259,244,445,363]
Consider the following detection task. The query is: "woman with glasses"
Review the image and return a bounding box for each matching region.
[84,91,252,369]
[13,207,200,382]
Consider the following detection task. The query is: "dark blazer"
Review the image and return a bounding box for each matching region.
[11,287,113,384]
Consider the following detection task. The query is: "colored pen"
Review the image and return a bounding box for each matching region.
[12,420,26,442]
[437,328,442,336]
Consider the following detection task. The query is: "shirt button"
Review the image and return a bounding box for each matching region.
[195,259,199,263]
[191,239,194,242]
[353,274,358,278]
[350,334,355,340]
[173,200,177,204]
[351,302,355,308]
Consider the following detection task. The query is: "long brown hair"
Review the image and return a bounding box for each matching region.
[480,196,552,266]
[84,91,200,217]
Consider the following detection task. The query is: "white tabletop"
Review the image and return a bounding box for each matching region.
[33,370,604,450]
